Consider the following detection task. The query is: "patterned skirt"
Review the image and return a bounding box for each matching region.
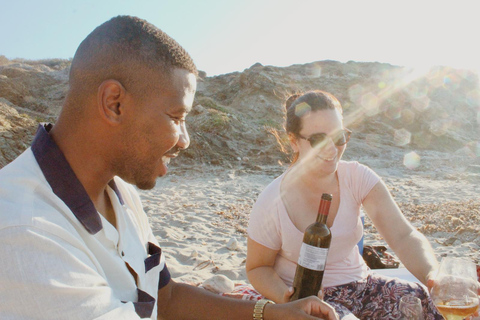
[221,272,444,320]
[322,272,443,319]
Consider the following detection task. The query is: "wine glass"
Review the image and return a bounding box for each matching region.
[430,257,479,320]
[399,295,424,320]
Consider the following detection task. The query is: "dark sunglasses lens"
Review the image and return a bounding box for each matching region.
[334,132,347,146]
[334,130,351,146]
[309,133,327,148]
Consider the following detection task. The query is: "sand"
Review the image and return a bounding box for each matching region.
[139,152,480,287]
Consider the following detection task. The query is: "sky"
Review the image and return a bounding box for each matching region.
[1,0,479,76]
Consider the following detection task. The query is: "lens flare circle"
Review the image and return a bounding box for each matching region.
[394,128,411,146]
[404,151,421,170]
[295,102,311,117]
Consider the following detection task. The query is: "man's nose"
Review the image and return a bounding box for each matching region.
[177,123,190,150]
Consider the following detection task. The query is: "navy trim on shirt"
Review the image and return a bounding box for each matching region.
[122,289,156,318]
[31,123,171,314]
[159,266,171,290]
[108,179,125,205]
[145,242,162,273]
[31,124,123,234]
[145,243,171,290]
[145,242,171,290]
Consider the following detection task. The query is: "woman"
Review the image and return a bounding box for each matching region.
[246,90,443,319]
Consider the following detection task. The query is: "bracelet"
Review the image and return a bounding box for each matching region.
[253,299,275,320]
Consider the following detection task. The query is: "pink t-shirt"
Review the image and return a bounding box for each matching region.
[247,161,380,288]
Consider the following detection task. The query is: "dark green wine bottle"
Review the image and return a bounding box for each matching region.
[290,193,332,301]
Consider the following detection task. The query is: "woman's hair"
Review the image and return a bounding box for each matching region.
[283,90,343,163]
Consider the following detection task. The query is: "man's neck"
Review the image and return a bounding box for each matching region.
[97,189,117,228]
[49,120,115,211]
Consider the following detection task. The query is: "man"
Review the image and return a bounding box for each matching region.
[0,16,337,320]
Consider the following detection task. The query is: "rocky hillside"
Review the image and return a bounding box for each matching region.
[1,55,479,169]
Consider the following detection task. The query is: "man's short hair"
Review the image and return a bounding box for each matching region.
[69,15,197,95]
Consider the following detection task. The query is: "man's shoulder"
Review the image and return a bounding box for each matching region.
[0,148,43,206]
[0,149,79,235]
[0,147,37,179]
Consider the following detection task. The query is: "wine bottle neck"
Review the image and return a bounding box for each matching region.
[316,200,331,224]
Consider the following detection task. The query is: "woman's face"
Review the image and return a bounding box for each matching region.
[292,108,347,176]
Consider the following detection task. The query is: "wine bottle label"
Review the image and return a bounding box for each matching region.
[297,243,328,271]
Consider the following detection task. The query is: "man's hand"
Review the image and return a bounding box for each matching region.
[264,296,339,320]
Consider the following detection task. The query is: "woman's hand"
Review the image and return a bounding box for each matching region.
[265,296,339,320]
[281,287,295,303]
[280,286,326,304]
[425,269,437,292]
[428,275,480,320]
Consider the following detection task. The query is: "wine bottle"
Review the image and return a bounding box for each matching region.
[290,193,332,301]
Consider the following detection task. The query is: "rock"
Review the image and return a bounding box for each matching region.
[200,274,234,294]
[0,101,37,168]
[192,104,206,115]
[467,165,480,173]
[197,70,207,80]
[442,237,458,246]
[0,64,61,112]
[226,237,238,250]
[249,62,263,69]
[0,58,479,169]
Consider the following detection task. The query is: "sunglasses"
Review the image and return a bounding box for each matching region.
[298,128,352,148]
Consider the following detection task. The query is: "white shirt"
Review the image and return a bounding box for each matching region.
[0,124,170,319]
[248,161,380,288]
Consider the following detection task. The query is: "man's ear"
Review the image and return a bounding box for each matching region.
[97,80,126,125]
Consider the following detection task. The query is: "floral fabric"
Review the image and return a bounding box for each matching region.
[220,283,263,300]
[322,273,443,320]
[221,273,443,320]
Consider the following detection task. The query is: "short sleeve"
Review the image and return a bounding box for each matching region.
[247,178,283,250]
[347,161,381,204]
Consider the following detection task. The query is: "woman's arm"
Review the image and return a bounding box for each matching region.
[362,180,439,285]
[246,237,293,303]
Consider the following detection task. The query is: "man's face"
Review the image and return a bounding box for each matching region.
[116,68,196,190]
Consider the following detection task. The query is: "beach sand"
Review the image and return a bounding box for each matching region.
[139,152,480,288]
